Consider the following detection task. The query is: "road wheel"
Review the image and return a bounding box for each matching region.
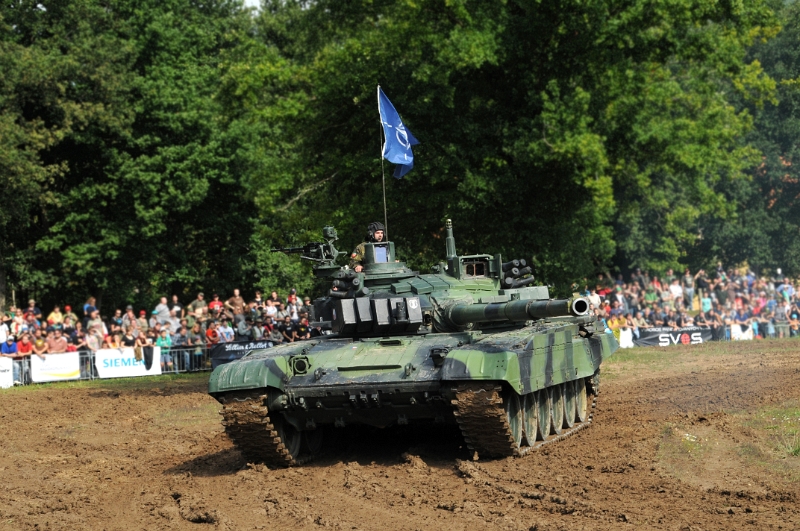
[575,378,589,423]
[562,381,576,429]
[536,389,551,441]
[274,417,302,459]
[549,385,564,435]
[522,392,539,447]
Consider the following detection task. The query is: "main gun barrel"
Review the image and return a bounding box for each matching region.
[447,297,590,326]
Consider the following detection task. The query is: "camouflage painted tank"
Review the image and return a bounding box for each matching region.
[208,221,618,466]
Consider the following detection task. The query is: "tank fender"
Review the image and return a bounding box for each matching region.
[209,352,292,394]
[441,349,521,391]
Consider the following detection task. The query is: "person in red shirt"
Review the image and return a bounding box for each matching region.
[16,334,33,355]
[205,321,220,345]
[208,294,224,313]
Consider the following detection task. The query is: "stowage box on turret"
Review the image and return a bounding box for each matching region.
[208,221,618,466]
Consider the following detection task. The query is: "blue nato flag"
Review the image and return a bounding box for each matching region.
[378,86,419,178]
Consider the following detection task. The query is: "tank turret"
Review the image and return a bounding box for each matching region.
[210,220,618,467]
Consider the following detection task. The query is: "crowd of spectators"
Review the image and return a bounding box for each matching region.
[588,263,800,342]
[0,287,317,383]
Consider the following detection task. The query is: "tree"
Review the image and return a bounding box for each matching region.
[0,0,258,312]
[697,0,800,276]
[219,0,777,289]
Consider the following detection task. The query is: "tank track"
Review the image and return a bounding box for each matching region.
[451,374,599,458]
[219,392,309,467]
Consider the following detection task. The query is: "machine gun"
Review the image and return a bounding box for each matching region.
[270,226,341,269]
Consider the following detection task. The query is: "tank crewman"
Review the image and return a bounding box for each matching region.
[350,221,385,273]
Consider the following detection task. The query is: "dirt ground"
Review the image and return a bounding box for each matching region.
[2,340,800,531]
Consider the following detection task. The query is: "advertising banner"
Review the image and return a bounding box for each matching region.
[0,357,14,388]
[95,347,162,379]
[633,327,715,348]
[30,352,81,383]
[210,340,273,369]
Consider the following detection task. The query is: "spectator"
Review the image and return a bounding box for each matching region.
[17,334,33,357]
[136,310,150,333]
[606,313,623,341]
[122,328,136,347]
[205,321,221,345]
[0,316,8,343]
[188,292,207,314]
[296,316,310,340]
[172,326,189,371]
[63,305,79,325]
[587,289,602,311]
[682,269,695,309]
[156,329,173,371]
[149,310,159,330]
[236,317,252,341]
[46,329,68,353]
[1,335,20,383]
[47,305,64,327]
[265,317,283,346]
[122,306,137,330]
[85,328,102,353]
[275,302,290,321]
[83,297,97,317]
[279,316,297,343]
[789,304,800,337]
[62,316,76,337]
[70,324,87,351]
[287,288,298,306]
[154,297,170,324]
[225,288,246,318]
[103,333,122,349]
[26,299,43,320]
[208,294,224,313]
[774,300,790,338]
[264,299,278,320]
[110,309,124,329]
[165,310,180,335]
[252,319,264,341]
[253,290,264,308]
[269,291,280,304]
[32,329,48,357]
[10,308,25,337]
[188,323,205,370]
[218,320,235,343]
[168,294,185,319]
[668,279,683,308]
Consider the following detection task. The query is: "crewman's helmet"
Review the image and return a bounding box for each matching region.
[367,221,385,242]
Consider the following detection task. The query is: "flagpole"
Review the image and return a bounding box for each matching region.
[378,85,388,240]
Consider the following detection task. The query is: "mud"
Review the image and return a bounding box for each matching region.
[1,340,799,530]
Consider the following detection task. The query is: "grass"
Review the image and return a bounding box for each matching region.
[0,370,209,394]
[603,337,800,380]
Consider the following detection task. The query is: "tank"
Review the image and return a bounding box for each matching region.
[208,220,618,466]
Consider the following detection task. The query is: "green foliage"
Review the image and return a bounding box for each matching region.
[219,0,777,288]
[1,0,796,313]
[695,0,800,275]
